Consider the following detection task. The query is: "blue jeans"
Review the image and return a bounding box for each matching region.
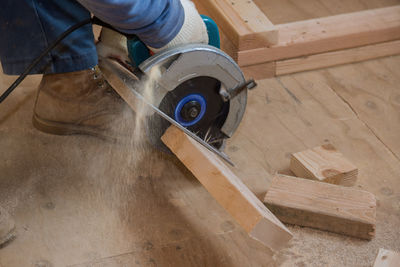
[0,0,97,75]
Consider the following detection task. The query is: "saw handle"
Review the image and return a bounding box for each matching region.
[200,15,221,49]
[127,15,220,67]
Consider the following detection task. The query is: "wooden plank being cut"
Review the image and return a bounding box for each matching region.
[263,174,376,240]
[192,0,278,50]
[373,249,400,267]
[237,6,400,66]
[161,125,292,251]
[290,144,358,186]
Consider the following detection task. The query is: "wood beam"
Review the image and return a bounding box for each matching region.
[237,40,400,79]
[162,125,292,251]
[264,174,376,240]
[275,40,400,75]
[242,62,276,80]
[237,6,400,66]
[193,0,278,50]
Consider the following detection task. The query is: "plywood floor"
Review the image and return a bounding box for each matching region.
[254,0,400,24]
[1,55,400,267]
[1,3,400,267]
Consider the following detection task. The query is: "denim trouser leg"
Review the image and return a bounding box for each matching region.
[0,0,97,75]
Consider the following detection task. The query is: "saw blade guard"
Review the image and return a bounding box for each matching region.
[139,44,247,150]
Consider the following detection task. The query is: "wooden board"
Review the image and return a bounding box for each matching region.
[373,248,400,267]
[242,62,276,80]
[290,144,358,186]
[263,174,376,240]
[237,6,400,66]
[275,40,400,75]
[161,125,292,251]
[193,0,278,50]
[193,0,239,61]
[197,1,400,77]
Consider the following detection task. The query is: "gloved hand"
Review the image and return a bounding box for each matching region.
[96,0,208,61]
[148,0,209,52]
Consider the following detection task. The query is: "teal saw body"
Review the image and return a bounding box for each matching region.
[99,17,255,163]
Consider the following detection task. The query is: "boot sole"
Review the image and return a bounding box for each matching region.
[32,114,118,142]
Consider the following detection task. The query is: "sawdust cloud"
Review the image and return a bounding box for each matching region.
[83,64,168,224]
[0,63,174,259]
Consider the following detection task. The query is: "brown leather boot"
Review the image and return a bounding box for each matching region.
[32,66,135,141]
[0,206,15,247]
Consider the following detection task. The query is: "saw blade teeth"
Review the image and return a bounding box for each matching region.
[204,127,212,142]
[208,139,222,145]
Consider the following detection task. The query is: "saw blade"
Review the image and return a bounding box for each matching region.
[99,57,235,166]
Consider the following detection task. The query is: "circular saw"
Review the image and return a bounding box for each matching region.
[98,17,256,165]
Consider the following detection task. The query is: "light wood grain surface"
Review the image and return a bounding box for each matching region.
[264,174,376,239]
[290,144,358,185]
[373,248,400,267]
[237,6,400,66]
[1,1,400,266]
[254,0,400,24]
[162,125,292,251]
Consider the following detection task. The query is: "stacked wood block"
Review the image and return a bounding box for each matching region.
[290,144,358,186]
[263,144,377,240]
[263,174,376,240]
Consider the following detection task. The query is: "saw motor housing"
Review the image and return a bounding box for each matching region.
[139,44,248,150]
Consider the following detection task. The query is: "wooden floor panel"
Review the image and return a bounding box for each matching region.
[320,57,400,159]
[254,0,400,24]
[0,22,399,267]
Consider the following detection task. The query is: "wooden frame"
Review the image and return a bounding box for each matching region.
[194,1,400,78]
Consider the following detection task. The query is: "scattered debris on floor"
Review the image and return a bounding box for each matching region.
[373,248,400,267]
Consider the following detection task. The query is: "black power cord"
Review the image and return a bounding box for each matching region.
[0,18,93,104]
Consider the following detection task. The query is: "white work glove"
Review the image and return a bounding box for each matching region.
[149,0,209,53]
[96,0,208,60]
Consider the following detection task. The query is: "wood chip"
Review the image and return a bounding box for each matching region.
[290,144,358,186]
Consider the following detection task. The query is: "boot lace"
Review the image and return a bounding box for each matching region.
[91,67,122,98]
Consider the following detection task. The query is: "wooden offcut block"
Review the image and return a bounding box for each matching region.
[290,144,358,186]
[373,249,400,267]
[263,174,376,240]
[162,126,292,251]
